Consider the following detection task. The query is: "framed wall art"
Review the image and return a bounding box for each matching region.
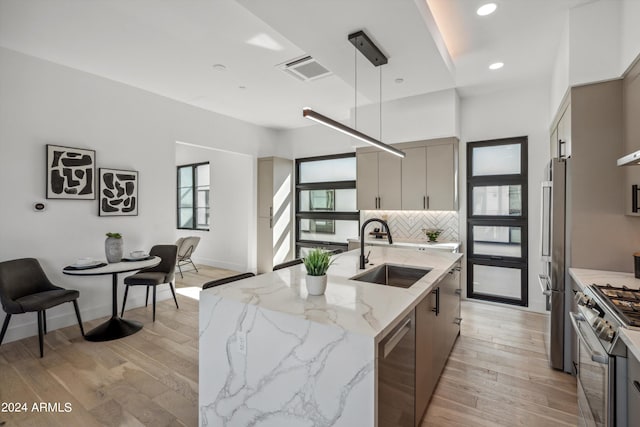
[99,168,138,216]
[46,144,96,199]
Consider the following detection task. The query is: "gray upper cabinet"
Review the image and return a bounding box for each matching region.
[357,137,458,211]
[356,151,402,210]
[399,139,458,211]
[550,100,571,159]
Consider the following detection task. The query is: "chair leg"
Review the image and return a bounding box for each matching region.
[190,259,199,273]
[37,311,44,358]
[43,310,47,335]
[73,300,85,337]
[121,285,130,318]
[169,282,179,309]
[177,263,184,279]
[0,314,11,346]
[152,286,157,322]
[145,286,150,307]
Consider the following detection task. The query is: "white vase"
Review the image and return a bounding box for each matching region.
[105,237,123,263]
[306,274,327,296]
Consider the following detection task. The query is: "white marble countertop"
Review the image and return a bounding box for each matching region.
[203,247,462,342]
[569,268,640,362]
[347,236,460,251]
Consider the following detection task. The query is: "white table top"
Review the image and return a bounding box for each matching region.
[63,256,161,275]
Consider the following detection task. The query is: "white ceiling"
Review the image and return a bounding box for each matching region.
[0,0,593,129]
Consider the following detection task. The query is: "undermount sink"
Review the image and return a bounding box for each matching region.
[350,264,432,289]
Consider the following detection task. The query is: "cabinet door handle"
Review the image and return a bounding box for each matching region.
[432,287,440,316]
[634,380,640,394]
[269,206,273,228]
[423,196,426,209]
[454,317,462,325]
[633,185,640,213]
[382,316,412,358]
[455,289,461,295]
[426,196,430,209]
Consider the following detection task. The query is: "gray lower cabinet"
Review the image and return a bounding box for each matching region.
[629,350,640,426]
[414,262,461,425]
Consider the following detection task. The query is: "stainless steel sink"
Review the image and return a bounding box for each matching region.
[350,264,431,289]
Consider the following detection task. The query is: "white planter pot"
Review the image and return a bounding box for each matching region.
[306,274,327,296]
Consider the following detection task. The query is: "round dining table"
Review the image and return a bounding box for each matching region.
[63,256,161,342]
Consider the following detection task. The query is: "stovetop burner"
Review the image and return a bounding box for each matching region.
[592,284,640,328]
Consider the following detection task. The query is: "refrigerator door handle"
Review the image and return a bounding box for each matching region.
[540,180,552,262]
[538,274,552,296]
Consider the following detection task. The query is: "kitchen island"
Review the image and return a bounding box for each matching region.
[199,246,462,426]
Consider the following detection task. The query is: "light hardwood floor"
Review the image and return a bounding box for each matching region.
[0,266,577,426]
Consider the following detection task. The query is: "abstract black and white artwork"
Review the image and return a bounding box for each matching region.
[99,168,138,216]
[46,144,96,199]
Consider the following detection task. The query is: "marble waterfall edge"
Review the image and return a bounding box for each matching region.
[199,294,375,427]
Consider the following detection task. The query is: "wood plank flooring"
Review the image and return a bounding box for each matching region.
[422,301,578,426]
[0,266,577,426]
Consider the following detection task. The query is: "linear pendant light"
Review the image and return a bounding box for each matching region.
[303,108,405,158]
[302,31,405,159]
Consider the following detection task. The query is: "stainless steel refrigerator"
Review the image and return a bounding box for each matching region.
[539,158,571,372]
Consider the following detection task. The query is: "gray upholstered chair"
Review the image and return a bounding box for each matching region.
[0,258,84,358]
[121,244,179,322]
[273,259,303,271]
[176,236,200,278]
[202,273,255,290]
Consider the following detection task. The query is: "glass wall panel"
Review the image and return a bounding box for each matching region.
[472,144,521,176]
[472,185,522,216]
[299,219,359,244]
[472,264,521,299]
[299,189,357,212]
[299,157,356,183]
[473,225,522,257]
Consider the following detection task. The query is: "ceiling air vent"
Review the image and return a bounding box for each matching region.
[278,56,331,82]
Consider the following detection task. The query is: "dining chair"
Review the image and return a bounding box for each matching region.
[0,258,84,358]
[121,244,178,322]
[176,236,200,278]
[202,272,255,290]
[272,259,304,271]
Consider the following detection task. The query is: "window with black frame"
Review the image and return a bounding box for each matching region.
[295,154,359,257]
[177,162,210,231]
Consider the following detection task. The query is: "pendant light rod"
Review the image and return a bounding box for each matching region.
[303,108,405,158]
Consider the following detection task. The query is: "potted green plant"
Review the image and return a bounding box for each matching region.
[303,248,334,295]
[423,229,442,243]
[105,232,123,263]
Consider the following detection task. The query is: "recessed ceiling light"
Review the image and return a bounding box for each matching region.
[212,64,227,72]
[489,62,504,70]
[477,3,497,16]
[395,78,404,84]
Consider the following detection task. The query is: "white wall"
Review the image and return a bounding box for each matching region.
[620,0,640,73]
[0,47,277,343]
[460,82,550,313]
[282,89,460,160]
[175,143,256,272]
[550,16,570,120]
[568,0,621,86]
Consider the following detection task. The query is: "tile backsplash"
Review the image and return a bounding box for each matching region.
[361,210,459,242]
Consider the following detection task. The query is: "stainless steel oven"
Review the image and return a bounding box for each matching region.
[571,286,629,427]
[571,311,611,426]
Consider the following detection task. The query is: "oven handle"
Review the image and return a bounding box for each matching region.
[569,312,609,365]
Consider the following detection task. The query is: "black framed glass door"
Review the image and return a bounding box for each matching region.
[467,137,528,306]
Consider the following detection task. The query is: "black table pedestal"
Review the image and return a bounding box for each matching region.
[84,270,143,341]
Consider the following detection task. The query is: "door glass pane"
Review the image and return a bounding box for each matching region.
[299,157,356,183]
[179,188,193,207]
[473,226,522,257]
[472,185,522,216]
[299,219,359,244]
[473,264,521,299]
[472,144,521,176]
[299,189,357,212]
